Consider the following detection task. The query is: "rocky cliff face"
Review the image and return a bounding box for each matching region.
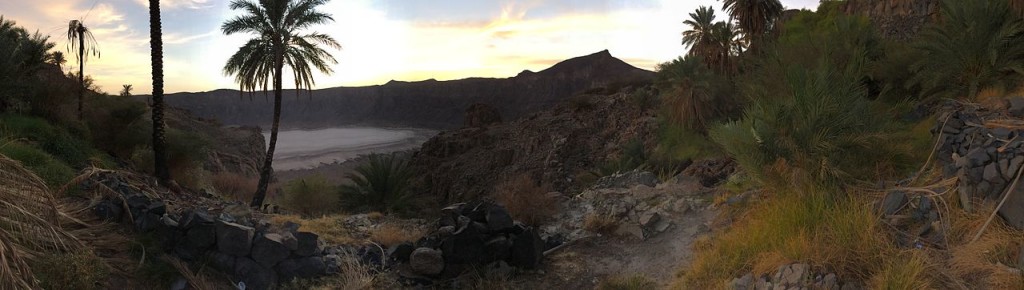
[840,0,939,40]
[146,50,654,129]
[164,107,265,178]
[408,87,658,201]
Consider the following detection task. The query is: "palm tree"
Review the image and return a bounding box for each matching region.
[66,20,99,120]
[711,21,744,74]
[722,0,783,50]
[48,51,66,71]
[119,84,132,97]
[911,0,1024,100]
[148,0,171,186]
[339,154,414,214]
[682,6,719,62]
[222,0,340,207]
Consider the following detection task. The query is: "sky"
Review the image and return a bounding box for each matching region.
[0,0,820,94]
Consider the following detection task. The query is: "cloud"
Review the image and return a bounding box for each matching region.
[164,30,217,45]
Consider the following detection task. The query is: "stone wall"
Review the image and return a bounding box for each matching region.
[933,99,1024,229]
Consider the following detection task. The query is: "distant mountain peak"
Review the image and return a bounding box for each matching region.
[532,49,649,79]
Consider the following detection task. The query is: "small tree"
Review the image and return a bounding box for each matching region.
[119,84,132,97]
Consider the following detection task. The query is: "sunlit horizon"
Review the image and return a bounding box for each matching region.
[1,0,819,94]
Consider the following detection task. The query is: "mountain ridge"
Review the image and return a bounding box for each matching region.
[140,50,654,129]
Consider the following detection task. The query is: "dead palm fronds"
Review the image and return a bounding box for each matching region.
[0,154,83,288]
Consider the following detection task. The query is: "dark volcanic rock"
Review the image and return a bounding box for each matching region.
[234,257,277,290]
[410,247,445,276]
[252,233,293,267]
[464,103,502,128]
[509,227,544,269]
[216,221,254,256]
[276,256,326,282]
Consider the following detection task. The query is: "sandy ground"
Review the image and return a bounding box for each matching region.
[267,127,436,171]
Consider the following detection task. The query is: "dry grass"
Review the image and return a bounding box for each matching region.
[279,175,340,217]
[598,274,658,290]
[269,214,359,245]
[583,213,619,235]
[943,200,1024,288]
[495,174,558,226]
[676,186,895,288]
[210,171,258,202]
[369,223,424,247]
[162,255,231,290]
[281,255,379,290]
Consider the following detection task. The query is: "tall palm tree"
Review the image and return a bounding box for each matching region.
[722,0,783,50]
[120,84,133,97]
[148,0,171,186]
[66,20,99,120]
[48,51,66,71]
[682,6,719,62]
[222,0,340,207]
[711,21,744,74]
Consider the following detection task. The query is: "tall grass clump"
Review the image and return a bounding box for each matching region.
[0,114,94,167]
[279,175,338,217]
[0,142,75,188]
[710,64,904,186]
[910,0,1024,100]
[495,174,557,226]
[677,187,896,288]
[339,154,415,214]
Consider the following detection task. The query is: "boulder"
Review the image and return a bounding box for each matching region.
[483,236,512,263]
[323,254,343,274]
[508,227,544,269]
[410,247,445,276]
[234,257,277,290]
[1007,96,1024,117]
[999,187,1024,230]
[134,213,161,233]
[180,210,215,229]
[485,205,514,232]
[294,232,321,257]
[208,251,236,273]
[388,242,415,262]
[275,256,326,282]
[252,233,293,267]
[773,263,809,287]
[216,221,254,256]
[730,273,754,290]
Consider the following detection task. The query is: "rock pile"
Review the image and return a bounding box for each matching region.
[87,173,338,290]
[933,99,1024,229]
[392,202,549,280]
[730,263,862,290]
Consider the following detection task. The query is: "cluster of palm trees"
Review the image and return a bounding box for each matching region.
[681,0,784,73]
[62,0,338,208]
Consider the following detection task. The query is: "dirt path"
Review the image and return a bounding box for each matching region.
[521,178,719,289]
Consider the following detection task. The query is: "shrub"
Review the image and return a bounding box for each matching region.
[494,174,557,226]
[339,154,414,214]
[211,172,258,202]
[598,274,658,290]
[31,251,109,290]
[655,55,738,132]
[280,175,339,217]
[710,65,904,186]
[0,114,94,167]
[583,213,618,235]
[0,142,75,188]
[910,0,1024,100]
[83,94,149,159]
[597,139,647,176]
[130,128,209,188]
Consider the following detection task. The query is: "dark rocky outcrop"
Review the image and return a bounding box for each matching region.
[840,0,940,40]
[463,103,502,128]
[409,88,658,201]
[142,50,654,130]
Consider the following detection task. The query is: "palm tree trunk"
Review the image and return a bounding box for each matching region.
[252,40,284,208]
[77,31,84,120]
[149,0,170,185]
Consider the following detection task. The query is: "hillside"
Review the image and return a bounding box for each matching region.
[144,50,654,129]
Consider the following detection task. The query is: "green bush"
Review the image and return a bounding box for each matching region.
[31,251,109,290]
[84,95,149,159]
[280,175,339,217]
[339,154,414,214]
[597,139,647,176]
[0,142,75,188]
[710,65,903,186]
[0,114,94,167]
[655,55,738,132]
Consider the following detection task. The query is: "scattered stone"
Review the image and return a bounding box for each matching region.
[134,213,160,232]
[1007,96,1024,117]
[185,223,216,249]
[998,187,1024,229]
[821,273,838,289]
[388,242,416,262]
[773,263,809,287]
[208,251,236,272]
[410,247,445,276]
[322,254,343,274]
[878,191,907,215]
[485,206,514,232]
[593,170,659,189]
[614,223,644,240]
[730,273,754,290]
[216,221,255,256]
